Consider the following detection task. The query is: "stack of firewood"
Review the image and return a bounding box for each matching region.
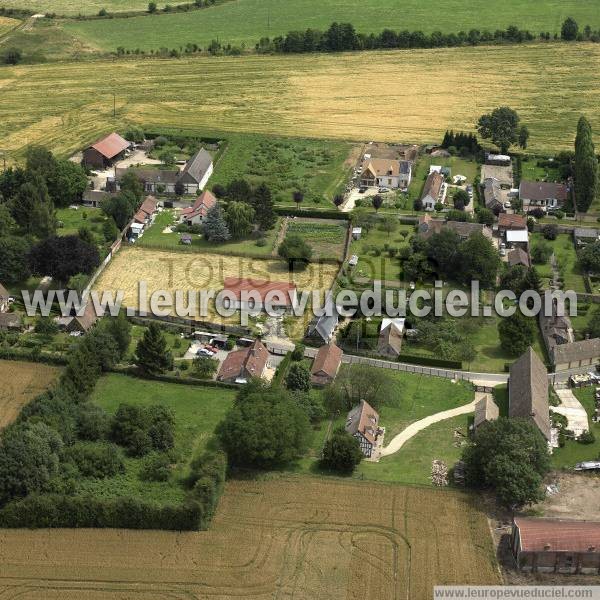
[431,460,449,486]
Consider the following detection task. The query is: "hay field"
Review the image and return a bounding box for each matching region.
[93,246,338,327]
[63,0,600,46]
[0,0,149,14]
[0,476,500,599]
[0,16,19,36]
[0,360,60,428]
[0,44,599,160]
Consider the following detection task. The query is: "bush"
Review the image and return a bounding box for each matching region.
[140,452,172,482]
[64,442,125,478]
[578,430,596,445]
[542,224,558,240]
[321,428,363,474]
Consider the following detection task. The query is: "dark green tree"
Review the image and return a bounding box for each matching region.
[457,232,501,288]
[462,417,551,509]
[0,236,31,283]
[278,233,313,270]
[103,217,120,242]
[579,240,600,273]
[285,362,311,392]
[203,202,231,242]
[498,313,535,356]
[134,322,173,374]
[320,427,363,474]
[561,17,579,40]
[574,116,598,213]
[477,106,523,153]
[251,182,276,230]
[225,201,254,239]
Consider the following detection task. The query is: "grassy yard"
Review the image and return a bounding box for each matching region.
[82,374,235,504]
[520,155,560,182]
[551,385,600,469]
[63,0,600,49]
[210,133,353,206]
[2,45,600,163]
[137,209,280,256]
[285,218,347,261]
[530,232,586,293]
[56,206,107,240]
[349,223,414,281]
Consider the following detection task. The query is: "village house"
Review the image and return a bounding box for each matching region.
[310,343,343,386]
[550,338,600,372]
[55,302,99,335]
[0,313,22,331]
[306,304,340,344]
[219,277,297,312]
[519,180,569,213]
[181,190,217,226]
[539,310,574,354]
[345,399,381,458]
[511,517,600,574]
[508,247,531,268]
[483,177,503,212]
[480,162,513,188]
[421,172,447,211]
[498,213,529,247]
[377,318,405,357]
[473,395,499,431]
[0,283,10,313]
[217,339,269,384]
[573,227,600,247]
[508,347,551,442]
[82,189,115,209]
[418,214,493,242]
[115,167,179,195]
[360,158,411,189]
[82,132,130,170]
[177,148,214,193]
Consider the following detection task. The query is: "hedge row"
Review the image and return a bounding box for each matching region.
[397,353,463,370]
[0,348,68,366]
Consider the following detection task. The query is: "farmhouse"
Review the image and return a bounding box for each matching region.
[217,339,269,384]
[0,283,10,313]
[115,167,179,195]
[417,215,492,241]
[481,163,513,188]
[508,247,531,268]
[178,148,213,193]
[220,277,297,312]
[83,189,114,208]
[83,132,130,170]
[181,190,217,225]
[345,399,381,458]
[473,395,499,431]
[421,172,447,211]
[360,158,408,189]
[550,338,600,372]
[519,180,569,213]
[511,518,600,574]
[377,318,405,357]
[508,347,551,441]
[310,342,343,386]
[482,177,504,212]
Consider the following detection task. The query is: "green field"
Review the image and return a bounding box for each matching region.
[210,133,352,206]
[62,0,600,49]
[286,218,348,261]
[1,44,600,162]
[82,374,235,504]
[0,0,150,14]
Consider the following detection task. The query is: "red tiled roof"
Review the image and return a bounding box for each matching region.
[223,277,296,306]
[515,518,600,553]
[498,213,527,229]
[346,399,380,444]
[181,190,217,220]
[90,132,129,160]
[217,339,268,381]
[311,343,342,379]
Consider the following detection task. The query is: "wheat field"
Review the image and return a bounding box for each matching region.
[0,477,501,599]
[0,43,599,160]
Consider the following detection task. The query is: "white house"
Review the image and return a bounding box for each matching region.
[360,158,404,189]
[181,190,217,226]
[421,172,447,211]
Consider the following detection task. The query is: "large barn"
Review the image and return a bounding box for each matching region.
[83,132,130,170]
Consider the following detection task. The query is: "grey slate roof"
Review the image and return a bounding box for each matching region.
[399,160,411,174]
[180,148,212,184]
[474,396,499,429]
[508,247,531,268]
[483,177,502,210]
[508,347,551,441]
[0,313,22,329]
[551,338,600,366]
[574,228,599,239]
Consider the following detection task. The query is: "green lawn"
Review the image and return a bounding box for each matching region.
[63,0,600,50]
[137,209,280,256]
[520,156,560,182]
[551,386,600,469]
[530,233,586,293]
[81,374,235,504]
[209,133,352,206]
[56,206,106,240]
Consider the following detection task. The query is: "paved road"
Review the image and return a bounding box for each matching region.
[380,393,483,456]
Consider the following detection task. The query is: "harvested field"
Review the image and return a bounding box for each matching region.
[0,16,19,36]
[0,476,501,599]
[1,44,600,160]
[93,246,338,327]
[0,360,60,427]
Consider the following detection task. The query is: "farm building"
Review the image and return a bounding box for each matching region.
[0,283,10,313]
[511,518,600,574]
[115,167,179,195]
[82,189,114,208]
[508,347,551,441]
[418,215,492,242]
[421,172,447,211]
[377,318,405,357]
[550,338,600,372]
[178,148,213,193]
[310,343,343,386]
[473,395,499,431]
[519,180,569,213]
[508,247,531,268]
[219,277,297,312]
[217,339,269,384]
[181,190,217,225]
[83,132,130,170]
[480,163,513,188]
[345,399,381,458]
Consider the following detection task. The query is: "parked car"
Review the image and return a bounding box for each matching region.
[499,248,507,256]
[358,186,367,194]
[378,187,390,193]
[197,348,214,357]
[503,201,512,209]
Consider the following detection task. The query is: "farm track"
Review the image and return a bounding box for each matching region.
[1,43,600,161]
[0,477,501,600]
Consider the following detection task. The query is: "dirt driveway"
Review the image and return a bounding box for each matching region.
[537,472,600,520]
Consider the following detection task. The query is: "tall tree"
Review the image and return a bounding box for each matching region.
[320,428,363,474]
[574,116,598,213]
[477,107,523,153]
[561,17,579,41]
[278,234,313,270]
[203,202,231,242]
[498,313,535,356]
[47,160,88,208]
[135,322,173,374]
[0,236,31,283]
[225,201,254,239]
[457,232,501,288]
[251,182,276,230]
[10,175,56,238]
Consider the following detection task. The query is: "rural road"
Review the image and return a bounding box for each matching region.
[379,393,484,457]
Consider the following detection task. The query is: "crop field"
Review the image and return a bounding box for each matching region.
[210,133,353,205]
[0,16,19,36]
[286,218,348,261]
[1,44,599,163]
[0,0,150,14]
[0,360,61,428]
[62,0,600,48]
[0,476,500,599]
